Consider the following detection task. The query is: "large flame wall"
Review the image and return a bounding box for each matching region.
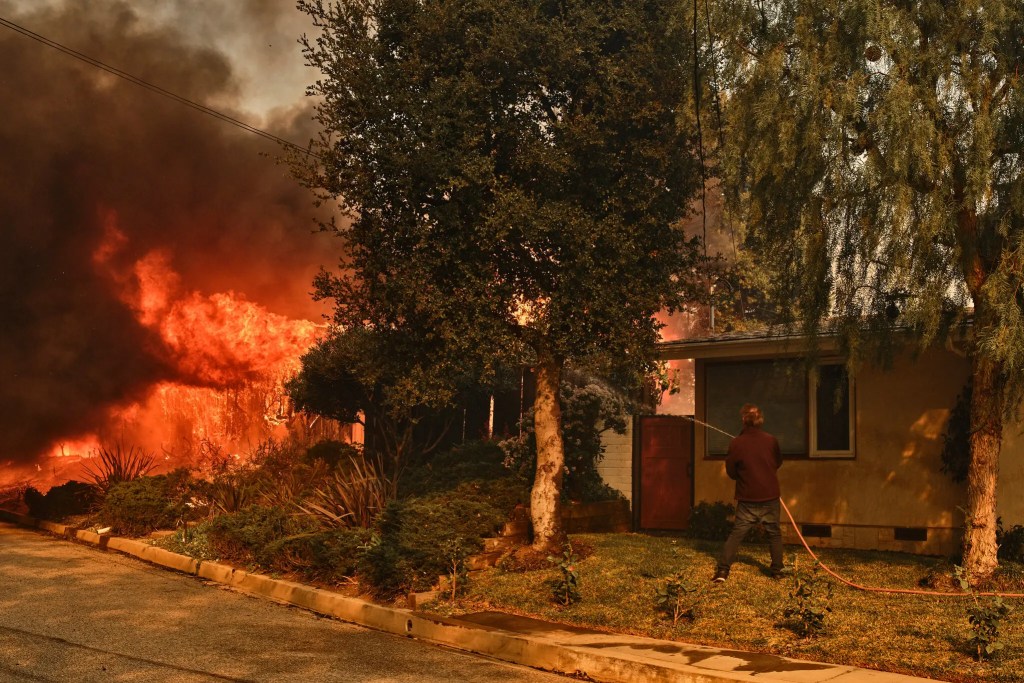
[0,1,342,488]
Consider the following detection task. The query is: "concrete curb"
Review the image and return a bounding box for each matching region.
[0,509,933,683]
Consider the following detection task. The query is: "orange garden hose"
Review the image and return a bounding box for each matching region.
[778,497,1024,599]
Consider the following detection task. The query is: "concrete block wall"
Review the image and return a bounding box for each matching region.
[598,421,633,503]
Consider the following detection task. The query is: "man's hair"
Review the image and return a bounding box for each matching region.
[741,403,764,427]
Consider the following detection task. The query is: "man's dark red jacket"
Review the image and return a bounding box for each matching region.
[725,426,782,502]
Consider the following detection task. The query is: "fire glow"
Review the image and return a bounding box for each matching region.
[26,216,326,485]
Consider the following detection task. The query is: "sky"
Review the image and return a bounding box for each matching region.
[5,0,317,119]
[0,0,340,464]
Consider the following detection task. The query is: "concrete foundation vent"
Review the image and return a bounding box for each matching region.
[801,524,832,538]
[893,527,928,542]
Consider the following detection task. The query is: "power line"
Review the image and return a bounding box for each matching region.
[0,14,321,160]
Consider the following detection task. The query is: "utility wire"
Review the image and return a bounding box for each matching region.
[0,15,321,160]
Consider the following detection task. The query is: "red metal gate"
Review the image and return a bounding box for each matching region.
[637,415,693,530]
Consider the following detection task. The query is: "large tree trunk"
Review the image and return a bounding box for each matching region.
[955,199,1004,584]
[530,349,567,553]
[962,350,1004,583]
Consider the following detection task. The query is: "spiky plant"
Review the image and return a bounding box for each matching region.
[82,443,156,493]
[296,453,391,529]
[206,476,257,514]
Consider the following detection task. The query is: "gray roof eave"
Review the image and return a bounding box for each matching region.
[657,331,841,360]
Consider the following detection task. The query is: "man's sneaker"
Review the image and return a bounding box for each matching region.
[770,567,794,579]
[712,569,728,583]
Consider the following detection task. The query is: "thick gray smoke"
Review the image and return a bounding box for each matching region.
[0,1,335,464]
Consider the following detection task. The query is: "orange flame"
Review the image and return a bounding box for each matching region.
[22,212,337,489]
[159,290,318,386]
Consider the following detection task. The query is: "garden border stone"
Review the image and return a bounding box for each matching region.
[0,508,936,683]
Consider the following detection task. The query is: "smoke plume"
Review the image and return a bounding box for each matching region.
[0,1,335,465]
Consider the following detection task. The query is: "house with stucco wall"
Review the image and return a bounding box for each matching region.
[597,330,1024,557]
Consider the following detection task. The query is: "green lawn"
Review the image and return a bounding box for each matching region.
[434,533,1024,683]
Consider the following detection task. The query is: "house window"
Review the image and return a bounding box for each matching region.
[704,359,808,457]
[703,358,856,459]
[809,363,855,458]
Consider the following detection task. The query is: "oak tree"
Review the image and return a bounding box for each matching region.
[297,0,702,550]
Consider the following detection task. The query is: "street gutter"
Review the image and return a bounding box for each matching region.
[0,509,935,683]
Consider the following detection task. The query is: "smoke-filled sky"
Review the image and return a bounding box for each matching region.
[0,1,339,464]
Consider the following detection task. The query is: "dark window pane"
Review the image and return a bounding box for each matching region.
[815,364,850,451]
[705,360,807,456]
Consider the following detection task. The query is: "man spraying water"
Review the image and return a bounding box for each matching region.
[713,403,789,582]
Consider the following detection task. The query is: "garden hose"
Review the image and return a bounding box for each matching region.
[779,497,1024,599]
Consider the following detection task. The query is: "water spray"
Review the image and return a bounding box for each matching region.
[672,414,1024,598]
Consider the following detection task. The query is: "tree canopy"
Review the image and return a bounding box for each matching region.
[298,0,703,549]
[714,0,1024,579]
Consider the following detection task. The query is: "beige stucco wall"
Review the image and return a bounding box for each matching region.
[598,340,1024,552]
[597,421,633,503]
[692,347,973,551]
[998,410,1024,526]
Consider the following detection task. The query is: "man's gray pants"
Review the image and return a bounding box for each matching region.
[716,499,785,575]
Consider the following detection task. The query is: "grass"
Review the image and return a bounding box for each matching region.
[433,534,1024,683]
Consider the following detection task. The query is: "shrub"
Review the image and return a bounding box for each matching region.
[246,440,305,481]
[206,505,316,565]
[157,522,218,561]
[304,440,362,470]
[204,474,259,514]
[782,563,834,637]
[655,571,702,624]
[264,527,371,582]
[440,537,472,601]
[997,519,1024,563]
[359,483,525,596]
[686,501,735,541]
[98,472,195,536]
[258,459,330,510]
[953,563,1014,660]
[445,478,530,520]
[98,477,174,536]
[398,441,511,498]
[0,481,29,509]
[401,498,498,587]
[966,597,1012,661]
[359,533,410,598]
[194,440,331,513]
[24,480,99,520]
[547,542,582,606]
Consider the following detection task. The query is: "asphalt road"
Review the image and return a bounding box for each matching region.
[0,523,567,683]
